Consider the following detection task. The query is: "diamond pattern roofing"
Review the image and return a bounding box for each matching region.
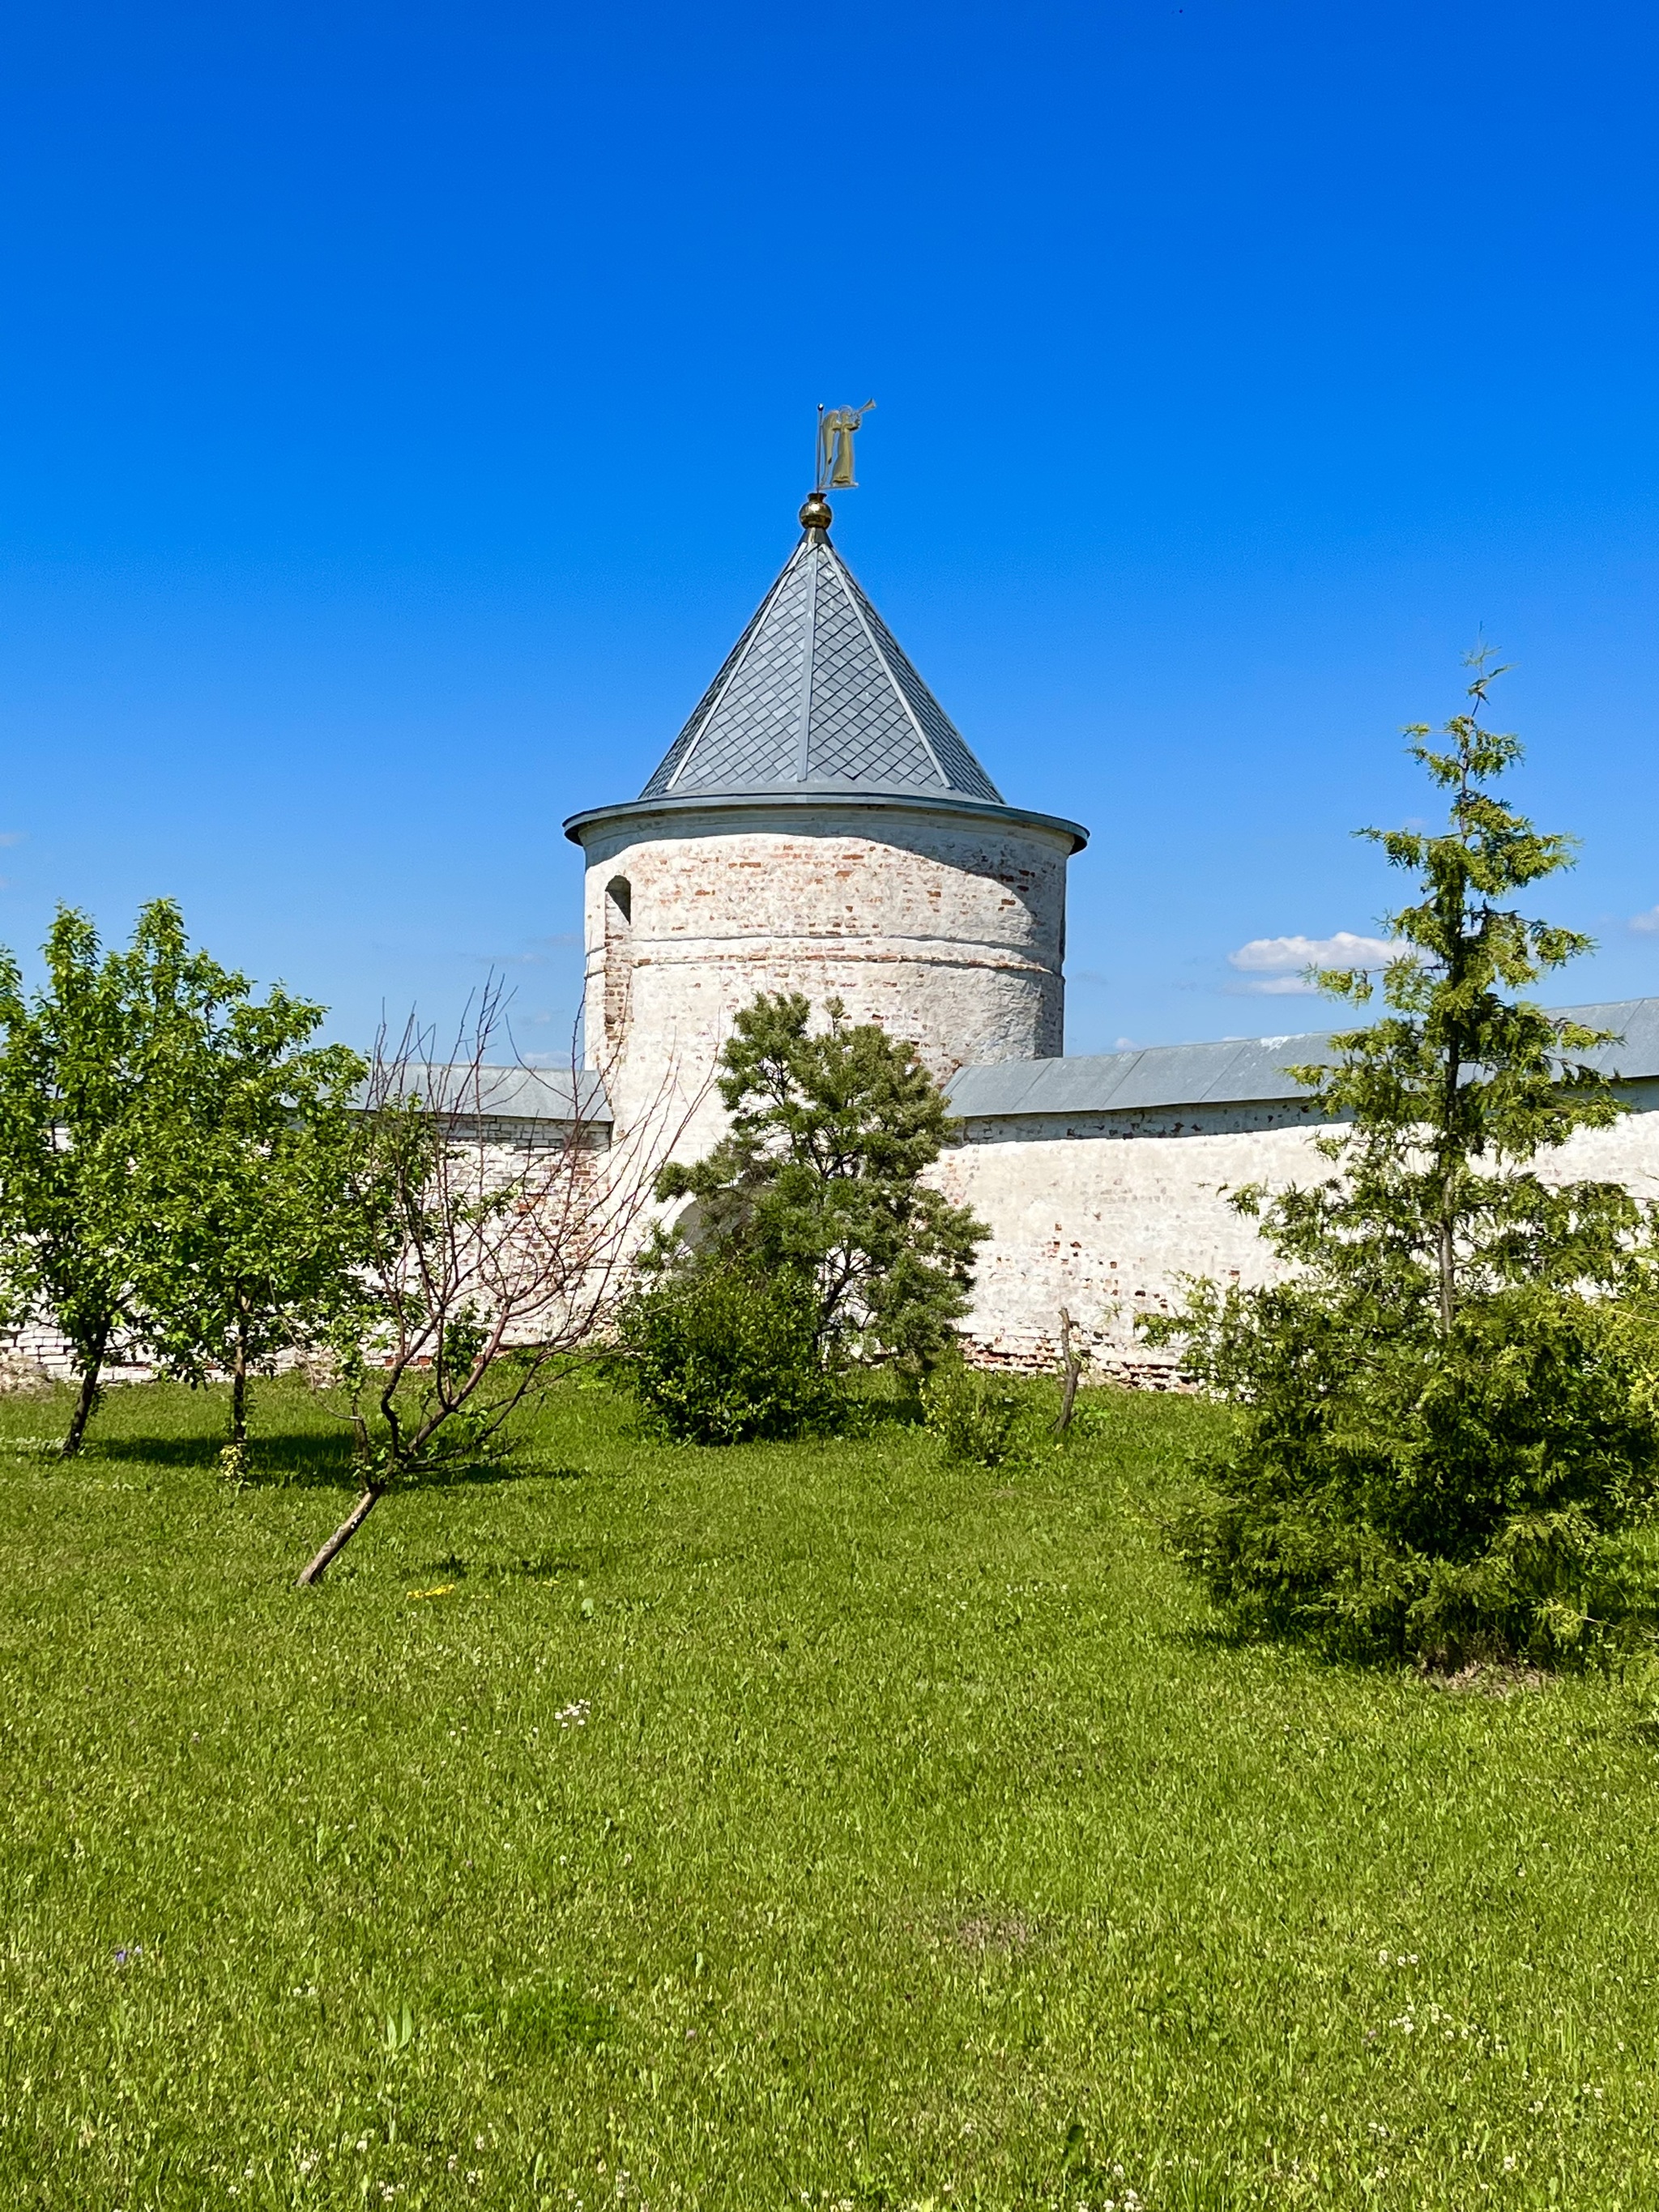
[638,530,1004,803]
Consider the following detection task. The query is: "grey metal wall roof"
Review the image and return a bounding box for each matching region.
[360,1065,612,1123]
[1550,1000,1659,1080]
[638,527,1003,806]
[946,998,1659,1120]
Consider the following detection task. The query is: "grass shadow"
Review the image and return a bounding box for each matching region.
[92,1433,358,1487]
[1165,1615,1442,1692]
[88,1434,590,1493]
[1166,1618,1260,1655]
[414,1549,595,1583]
[412,1457,589,1491]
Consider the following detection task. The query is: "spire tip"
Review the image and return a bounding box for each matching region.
[799,491,833,534]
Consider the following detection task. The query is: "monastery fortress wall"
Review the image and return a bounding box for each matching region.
[560,492,1659,1382]
[11,1079,1657,1392]
[9,494,1655,1392]
[936,1096,1659,1380]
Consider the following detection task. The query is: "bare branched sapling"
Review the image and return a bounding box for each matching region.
[296,987,686,1585]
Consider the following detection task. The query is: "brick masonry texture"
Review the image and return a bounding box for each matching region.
[578,800,1073,1151]
[931,1107,1659,1377]
[573,795,1659,1384]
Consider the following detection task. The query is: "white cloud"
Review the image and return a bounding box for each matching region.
[1630,906,1659,936]
[0,832,21,847]
[1229,930,1398,976]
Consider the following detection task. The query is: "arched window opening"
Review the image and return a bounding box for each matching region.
[603,876,633,1050]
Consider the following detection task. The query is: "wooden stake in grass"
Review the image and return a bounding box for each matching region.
[1055,1306,1081,1434]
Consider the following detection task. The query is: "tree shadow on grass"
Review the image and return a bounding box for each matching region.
[91,1434,588,1492]
[403,1458,591,1491]
[413,1548,595,1583]
[92,1433,356,1485]
[1166,1614,1430,1684]
[1166,1617,1259,1655]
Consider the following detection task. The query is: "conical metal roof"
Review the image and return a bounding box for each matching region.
[638,528,1004,804]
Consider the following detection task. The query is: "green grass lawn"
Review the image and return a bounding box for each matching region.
[2,1376,1657,2211]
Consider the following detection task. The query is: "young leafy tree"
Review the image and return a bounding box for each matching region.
[0,900,371,1455]
[1144,656,1659,1665]
[0,909,144,1454]
[121,975,369,1447]
[651,991,988,1370]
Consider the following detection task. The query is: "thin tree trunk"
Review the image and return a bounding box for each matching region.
[1055,1306,1081,1434]
[60,1321,110,1458]
[1437,1204,1456,1335]
[295,1485,382,1588]
[1438,1050,1461,1335]
[230,1303,249,1447]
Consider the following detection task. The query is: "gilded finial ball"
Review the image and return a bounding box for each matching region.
[798,492,834,532]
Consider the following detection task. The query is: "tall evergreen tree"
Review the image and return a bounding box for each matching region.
[1145,658,1659,1664]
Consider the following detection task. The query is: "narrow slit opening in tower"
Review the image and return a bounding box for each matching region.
[603,876,633,1049]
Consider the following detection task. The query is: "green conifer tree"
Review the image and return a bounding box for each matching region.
[1145,658,1659,1664]
[652,991,987,1371]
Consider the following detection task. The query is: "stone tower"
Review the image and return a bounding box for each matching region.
[564,495,1088,1132]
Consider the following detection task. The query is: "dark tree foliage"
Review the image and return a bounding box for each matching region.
[651,991,988,1373]
[1144,658,1659,1666]
[616,1263,845,1445]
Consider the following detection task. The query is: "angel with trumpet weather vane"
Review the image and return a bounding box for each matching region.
[816,400,876,491]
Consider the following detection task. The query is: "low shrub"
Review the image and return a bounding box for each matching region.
[922,1354,1030,1468]
[1164,1285,1659,1667]
[616,1264,845,1445]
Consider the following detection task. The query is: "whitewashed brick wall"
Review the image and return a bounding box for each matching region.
[932,1099,1659,1378]
[0,1124,587,1387]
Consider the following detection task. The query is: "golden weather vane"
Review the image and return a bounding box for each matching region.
[816,399,876,491]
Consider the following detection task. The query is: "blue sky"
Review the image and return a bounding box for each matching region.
[2,0,1656,1059]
